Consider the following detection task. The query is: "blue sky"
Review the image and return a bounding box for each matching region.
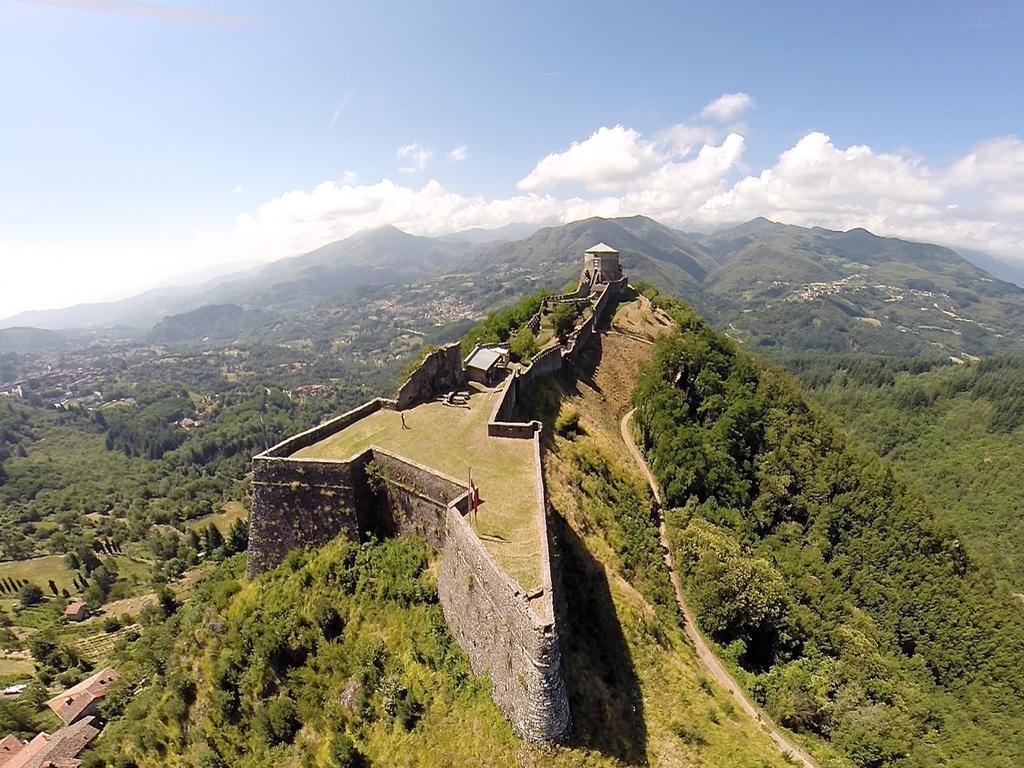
[3,0,1024,316]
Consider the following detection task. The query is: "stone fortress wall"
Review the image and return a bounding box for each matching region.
[486,271,628,439]
[246,246,626,744]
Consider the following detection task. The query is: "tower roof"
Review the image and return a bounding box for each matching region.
[585,242,618,254]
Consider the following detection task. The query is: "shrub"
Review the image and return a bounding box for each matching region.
[17,582,43,607]
[508,328,538,362]
[555,409,582,439]
[671,722,707,746]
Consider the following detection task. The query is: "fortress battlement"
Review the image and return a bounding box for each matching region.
[246,245,626,743]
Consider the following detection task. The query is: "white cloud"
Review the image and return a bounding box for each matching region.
[234,185,243,193]
[700,131,1024,258]
[341,170,359,185]
[396,143,433,173]
[448,145,468,162]
[700,92,755,123]
[518,125,666,192]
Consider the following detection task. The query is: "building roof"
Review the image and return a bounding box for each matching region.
[465,346,505,372]
[585,242,618,254]
[4,717,101,768]
[45,668,118,726]
[0,735,26,767]
[62,602,86,618]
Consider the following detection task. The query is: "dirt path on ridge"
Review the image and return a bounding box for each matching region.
[620,408,820,768]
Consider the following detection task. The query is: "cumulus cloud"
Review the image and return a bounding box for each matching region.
[700,132,1024,258]
[448,145,468,162]
[517,122,736,193]
[396,143,433,173]
[700,92,755,122]
[518,125,666,191]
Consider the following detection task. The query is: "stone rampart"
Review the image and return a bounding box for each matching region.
[368,449,465,550]
[438,506,569,742]
[395,343,465,409]
[262,399,392,458]
[248,435,570,743]
[523,345,564,385]
[247,451,373,576]
[525,311,542,334]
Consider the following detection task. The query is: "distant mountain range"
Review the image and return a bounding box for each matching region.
[4,216,1023,357]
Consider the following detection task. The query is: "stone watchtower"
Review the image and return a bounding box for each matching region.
[583,242,622,285]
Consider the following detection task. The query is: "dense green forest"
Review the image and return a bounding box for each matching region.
[632,293,1024,766]
[784,354,1024,591]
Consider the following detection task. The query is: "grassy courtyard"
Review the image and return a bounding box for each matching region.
[293,386,542,591]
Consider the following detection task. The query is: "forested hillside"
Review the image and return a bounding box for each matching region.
[786,354,1024,591]
[632,292,1024,767]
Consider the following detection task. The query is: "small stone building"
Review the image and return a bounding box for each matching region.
[62,601,89,623]
[583,242,623,284]
[464,346,508,386]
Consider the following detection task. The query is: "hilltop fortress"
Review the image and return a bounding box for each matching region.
[246,244,628,743]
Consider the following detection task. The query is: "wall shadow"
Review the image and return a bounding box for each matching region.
[552,512,648,764]
[573,331,605,395]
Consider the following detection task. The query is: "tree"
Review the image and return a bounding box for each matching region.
[329,731,368,768]
[156,587,178,619]
[17,582,44,607]
[226,519,249,555]
[508,328,538,362]
[549,303,578,341]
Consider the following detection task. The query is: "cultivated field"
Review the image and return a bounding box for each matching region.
[0,652,33,681]
[295,385,542,591]
[0,555,78,595]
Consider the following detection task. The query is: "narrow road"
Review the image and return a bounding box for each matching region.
[620,409,819,768]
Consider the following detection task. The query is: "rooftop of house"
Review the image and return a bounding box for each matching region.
[585,242,619,254]
[291,383,542,591]
[62,602,86,617]
[45,668,118,727]
[2,717,101,768]
[0,735,25,767]
[465,346,506,372]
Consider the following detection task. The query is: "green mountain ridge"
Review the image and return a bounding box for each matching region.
[148,304,279,345]
[5,216,1024,359]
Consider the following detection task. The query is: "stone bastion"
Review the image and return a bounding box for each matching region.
[247,264,627,744]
